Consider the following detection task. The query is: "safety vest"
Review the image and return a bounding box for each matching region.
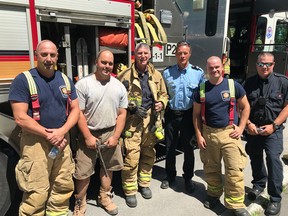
[200,79,235,125]
[22,71,71,121]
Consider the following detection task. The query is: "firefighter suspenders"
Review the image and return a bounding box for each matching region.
[200,79,235,125]
[23,71,72,120]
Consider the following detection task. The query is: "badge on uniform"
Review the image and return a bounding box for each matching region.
[221,90,230,101]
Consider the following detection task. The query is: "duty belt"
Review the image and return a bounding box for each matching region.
[169,108,192,116]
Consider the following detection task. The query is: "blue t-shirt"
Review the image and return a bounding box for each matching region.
[193,78,246,128]
[9,68,77,128]
[163,63,205,110]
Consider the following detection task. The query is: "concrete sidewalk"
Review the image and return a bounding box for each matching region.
[69,126,288,216]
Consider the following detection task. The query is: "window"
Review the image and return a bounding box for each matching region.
[254,17,267,51]
[205,0,219,36]
[193,0,204,11]
[274,20,288,52]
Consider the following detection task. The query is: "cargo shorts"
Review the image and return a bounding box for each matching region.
[73,126,123,180]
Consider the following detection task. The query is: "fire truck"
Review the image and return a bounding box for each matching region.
[0,0,134,214]
[0,0,185,214]
[1,0,288,214]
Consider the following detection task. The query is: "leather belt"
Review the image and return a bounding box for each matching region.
[169,108,192,116]
[91,126,115,133]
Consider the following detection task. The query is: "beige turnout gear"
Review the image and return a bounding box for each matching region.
[117,63,168,196]
[73,194,87,216]
[200,125,247,209]
[16,131,74,216]
[97,186,118,215]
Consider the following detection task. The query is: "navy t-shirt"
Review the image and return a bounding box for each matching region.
[9,68,77,129]
[193,78,246,128]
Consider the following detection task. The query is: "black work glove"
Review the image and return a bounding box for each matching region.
[128,104,148,119]
[135,106,148,119]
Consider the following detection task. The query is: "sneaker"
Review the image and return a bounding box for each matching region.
[125,195,137,208]
[139,187,152,199]
[266,201,281,216]
[247,187,263,201]
[232,208,250,216]
[184,179,195,194]
[160,177,175,189]
[204,195,220,209]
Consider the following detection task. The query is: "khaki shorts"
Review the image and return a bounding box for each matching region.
[73,126,123,180]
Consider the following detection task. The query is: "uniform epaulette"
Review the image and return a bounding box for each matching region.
[191,65,202,71]
[274,73,288,80]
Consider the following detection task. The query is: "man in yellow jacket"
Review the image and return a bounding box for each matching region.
[117,42,168,208]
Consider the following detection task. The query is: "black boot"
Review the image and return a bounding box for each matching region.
[232,208,250,216]
[204,195,220,209]
[266,201,281,216]
[125,195,137,208]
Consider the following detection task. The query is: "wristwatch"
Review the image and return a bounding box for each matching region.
[273,122,280,130]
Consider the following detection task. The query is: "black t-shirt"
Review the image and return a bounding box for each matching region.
[193,78,246,128]
[244,73,288,125]
[138,71,153,109]
[9,68,77,128]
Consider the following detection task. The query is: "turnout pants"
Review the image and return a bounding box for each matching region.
[200,125,247,209]
[122,109,157,196]
[16,131,75,216]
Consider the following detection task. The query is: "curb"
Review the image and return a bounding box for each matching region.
[247,159,288,215]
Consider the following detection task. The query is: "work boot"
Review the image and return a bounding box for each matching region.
[266,201,281,216]
[247,187,263,201]
[160,177,175,189]
[232,208,250,216]
[184,179,195,194]
[139,187,152,199]
[97,186,118,215]
[125,195,137,208]
[73,194,87,216]
[204,195,220,209]
[283,153,288,160]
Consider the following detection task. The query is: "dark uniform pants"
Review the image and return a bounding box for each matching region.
[164,108,195,180]
[246,128,284,202]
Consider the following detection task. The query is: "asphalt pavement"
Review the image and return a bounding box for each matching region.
[68,126,288,216]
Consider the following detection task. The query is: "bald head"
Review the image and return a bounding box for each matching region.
[206,56,222,67]
[206,56,224,84]
[35,40,57,56]
[95,50,114,81]
[35,40,58,77]
[97,50,114,60]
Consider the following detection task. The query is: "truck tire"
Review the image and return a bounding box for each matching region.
[0,151,11,215]
[0,143,21,216]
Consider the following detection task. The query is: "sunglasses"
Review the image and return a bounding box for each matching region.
[256,62,274,67]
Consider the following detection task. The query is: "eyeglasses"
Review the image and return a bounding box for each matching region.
[256,62,274,67]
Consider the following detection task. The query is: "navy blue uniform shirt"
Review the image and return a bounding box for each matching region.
[9,68,77,129]
[193,78,246,128]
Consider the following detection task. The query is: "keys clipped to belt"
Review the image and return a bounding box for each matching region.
[96,139,108,177]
